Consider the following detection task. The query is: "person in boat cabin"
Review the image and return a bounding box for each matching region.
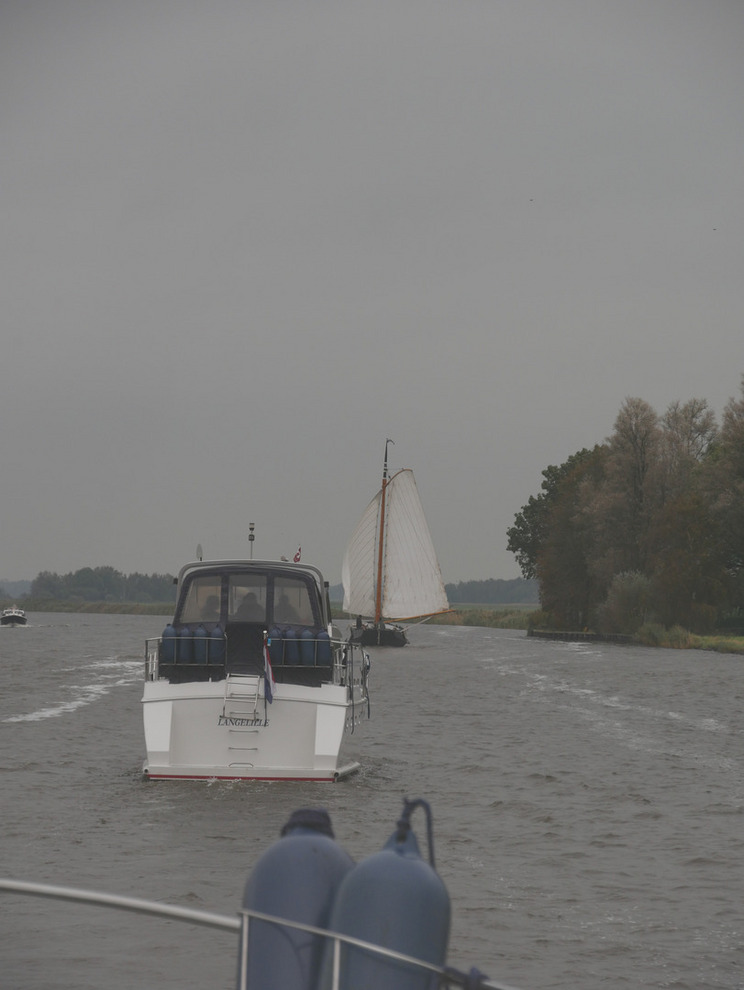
[201,596,220,621]
[274,593,300,624]
[235,592,264,621]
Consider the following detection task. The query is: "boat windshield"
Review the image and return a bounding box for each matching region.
[176,569,322,628]
[180,576,222,624]
[228,574,268,623]
[226,573,318,626]
[271,576,316,626]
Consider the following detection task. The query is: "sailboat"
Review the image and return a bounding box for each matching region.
[342,440,449,646]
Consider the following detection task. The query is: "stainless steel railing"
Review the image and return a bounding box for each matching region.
[0,878,518,990]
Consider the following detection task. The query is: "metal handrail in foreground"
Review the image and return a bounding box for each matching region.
[236,909,520,990]
[0,878,520,990]
[0,878,240,931]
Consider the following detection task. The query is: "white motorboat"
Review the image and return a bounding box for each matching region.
[1,605,27,626]
[342,440,450,646]
[142,558,370,781]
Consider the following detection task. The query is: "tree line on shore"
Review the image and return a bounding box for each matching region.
[444,577,538,604]
[17,567,177,605]
[507,376,744,636]
[7,571,535,608]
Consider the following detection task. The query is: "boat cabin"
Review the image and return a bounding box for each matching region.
[156,560,335,686]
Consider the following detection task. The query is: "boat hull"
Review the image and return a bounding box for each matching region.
[352,624,408,647]
[1,614,26,627]
[142,676,365,781]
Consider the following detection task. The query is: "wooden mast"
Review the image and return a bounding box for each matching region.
[374,438,394,625]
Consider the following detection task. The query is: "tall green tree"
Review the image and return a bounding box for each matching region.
[647,491,726,632]
[508,448,604,626]
[708,376,744,608]
[30,571,65,599]
[658,398,718,503]
[536,446,607,628]
[507,383,744,632]
[599,397,662,576]
[591,396,725,631]
[597,571,652,635]
[506,449,596,581]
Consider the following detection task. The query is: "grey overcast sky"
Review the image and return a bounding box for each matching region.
[1,1,742,585]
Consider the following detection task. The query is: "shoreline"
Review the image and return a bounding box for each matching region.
[6,601,744,655]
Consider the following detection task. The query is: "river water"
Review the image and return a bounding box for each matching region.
[1,613,742,989]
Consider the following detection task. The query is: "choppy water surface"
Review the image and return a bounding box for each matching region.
[1,613,743,989]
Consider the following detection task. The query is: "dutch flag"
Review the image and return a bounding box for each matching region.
[263,637,276,704]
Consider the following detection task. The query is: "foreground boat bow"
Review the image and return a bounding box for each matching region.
[1,799,518,990]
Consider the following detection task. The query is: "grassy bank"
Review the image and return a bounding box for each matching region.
[433,607,744,655]
[429,606,533,629]
[634,622,744,655]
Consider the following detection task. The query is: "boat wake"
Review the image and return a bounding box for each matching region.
[3,658,141,723]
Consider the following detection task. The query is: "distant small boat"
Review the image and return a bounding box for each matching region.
[342,440,449,646]
[1,606,27,626]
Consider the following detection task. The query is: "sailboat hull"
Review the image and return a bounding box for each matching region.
[351,623,408,647]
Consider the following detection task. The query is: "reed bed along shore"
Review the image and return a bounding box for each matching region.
[429,607,744,656]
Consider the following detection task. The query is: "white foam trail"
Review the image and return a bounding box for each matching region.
[3,660,141,723]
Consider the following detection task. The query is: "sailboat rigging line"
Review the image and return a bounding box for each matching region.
[346,643,355,732]
[374,438,394,625]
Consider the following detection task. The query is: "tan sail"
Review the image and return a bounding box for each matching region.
[342,467,449,622]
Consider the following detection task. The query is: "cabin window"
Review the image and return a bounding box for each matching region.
[180,575,222,623]
[228,574,268,623]
[271,576,316,626]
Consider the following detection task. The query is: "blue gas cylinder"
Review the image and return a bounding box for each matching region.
[300,628,315,665]
[236,808,354,990]
[268,627,283,666]
[316,629,332,665]
[320,798,450,990]
[160,623,176,662]
[177,626,193,663]
[193,624,208,663]
[208,624,225,663]
[283,627,299,664]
